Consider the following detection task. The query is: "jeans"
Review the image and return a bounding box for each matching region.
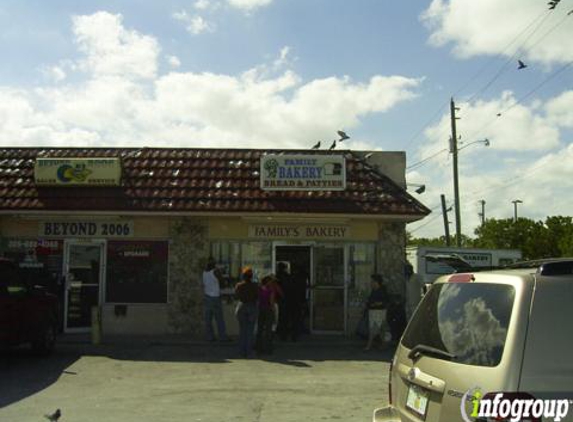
[204,295,227,341]
[236,302,258,357]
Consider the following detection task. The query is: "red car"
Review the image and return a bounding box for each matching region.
[0,258,59,355]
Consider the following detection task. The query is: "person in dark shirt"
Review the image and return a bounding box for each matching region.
[276,263,305,341]
[364,274,389,351]
[235,267,258,358]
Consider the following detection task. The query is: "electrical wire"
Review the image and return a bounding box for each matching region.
[403,6,552,156]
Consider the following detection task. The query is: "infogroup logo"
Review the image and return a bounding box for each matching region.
[460,388,571,422]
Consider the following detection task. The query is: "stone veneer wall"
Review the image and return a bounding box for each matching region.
[377,222,407,299]
[167,218,209,337]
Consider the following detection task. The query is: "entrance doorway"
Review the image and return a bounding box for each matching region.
[274,244,346,334]
[63,240,105,332]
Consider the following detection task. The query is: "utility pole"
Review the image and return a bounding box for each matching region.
[450,97,462,247]
[441,194,451,247]
[479,200,486,225]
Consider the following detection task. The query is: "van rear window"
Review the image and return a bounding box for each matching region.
[402,283,515,367]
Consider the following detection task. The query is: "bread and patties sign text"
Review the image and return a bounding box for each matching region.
[260,154,346,191]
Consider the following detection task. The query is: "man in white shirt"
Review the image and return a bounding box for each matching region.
[203,257,229,341]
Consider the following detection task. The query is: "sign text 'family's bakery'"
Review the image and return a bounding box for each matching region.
[249,225,350,239]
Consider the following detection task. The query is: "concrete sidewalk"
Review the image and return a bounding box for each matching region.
[1,335,392,422]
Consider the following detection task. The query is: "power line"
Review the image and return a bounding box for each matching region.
[407,148,449,171]
[465,10,552,105]
[464,59,573,141]
[402,6,551,155]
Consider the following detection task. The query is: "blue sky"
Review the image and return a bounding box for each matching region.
[1,0,572,238]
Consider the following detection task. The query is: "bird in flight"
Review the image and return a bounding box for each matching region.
[45,409,61,422]
[329,140,336,150]
[548,0,561,10]
[337,130,350,141]
[517,60,527,70]
[311,141,321,149]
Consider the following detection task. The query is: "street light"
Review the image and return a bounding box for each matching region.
[512,199,523,221]
[450,137,490,246]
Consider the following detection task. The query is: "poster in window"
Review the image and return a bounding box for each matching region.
[106,241,168,303]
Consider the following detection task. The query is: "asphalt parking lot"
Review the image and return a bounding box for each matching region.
[0,338,392,422]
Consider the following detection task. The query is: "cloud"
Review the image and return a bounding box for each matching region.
[72,11,160,80]
[227,0,273,12]
[194,0,212,10]
[167,55,181,68]
[422,91,560,156]
[172,10,215,35]
[421,0,573,64]
[407,89,573,238]
[1,11,421,150]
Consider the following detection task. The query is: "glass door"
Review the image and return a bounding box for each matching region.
[64,241,105,332]
[311,245,347,333]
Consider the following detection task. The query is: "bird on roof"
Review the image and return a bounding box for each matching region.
[337,130,350,141]
[517,60,527,70]
[45,409,61,422]
[329,140,336,150]
[311,141,321,149]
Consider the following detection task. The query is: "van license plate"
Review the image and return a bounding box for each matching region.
[406,384,429,419]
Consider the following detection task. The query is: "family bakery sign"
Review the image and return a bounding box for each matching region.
[260,154,346,191]
[249,224,350,240]
[34,157,121,186]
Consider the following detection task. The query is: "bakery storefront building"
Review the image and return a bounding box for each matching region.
[0,148,429,337]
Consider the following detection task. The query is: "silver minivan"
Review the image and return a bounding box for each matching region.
[374,259,573,422]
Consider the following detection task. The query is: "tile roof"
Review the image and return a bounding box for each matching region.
[0,148,430,219]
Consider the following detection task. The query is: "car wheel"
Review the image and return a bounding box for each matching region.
[32,322,56,356]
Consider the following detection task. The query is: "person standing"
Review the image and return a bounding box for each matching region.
[255,274,277,355]
[202,257,228,342]
[364,274,389,351]
[235,267,259,358]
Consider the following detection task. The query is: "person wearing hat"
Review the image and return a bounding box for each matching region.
[234,266,259,358]
[364,274,389,351]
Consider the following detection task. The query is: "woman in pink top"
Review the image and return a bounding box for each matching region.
[255,274,277,355]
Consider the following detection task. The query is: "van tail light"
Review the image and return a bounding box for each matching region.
[388,359,393,405]
[478,392,541,422]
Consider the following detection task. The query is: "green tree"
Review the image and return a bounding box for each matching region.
[474,217,564,260]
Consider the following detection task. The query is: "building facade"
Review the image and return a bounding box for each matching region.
[0,148,429,337]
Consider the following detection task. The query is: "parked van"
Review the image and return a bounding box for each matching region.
[374,258,573,422]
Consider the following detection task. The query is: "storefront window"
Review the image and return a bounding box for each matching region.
[241,242,272,283]
[0,238,64,295]
[106,241,168,303]
[211,241,241,283]
[348,243,377,306]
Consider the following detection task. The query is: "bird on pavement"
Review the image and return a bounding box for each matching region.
[517,60,527,70]
[548,0,561,10]
[311,141,321,150]
[329,140,336,150]
[337,130,350,141]
[44,409,61,422]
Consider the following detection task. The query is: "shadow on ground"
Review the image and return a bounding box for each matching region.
[0,348,81,409]
[0,335,393,409]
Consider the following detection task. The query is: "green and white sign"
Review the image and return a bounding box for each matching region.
[34,157,122,186]
[260,154,346,191]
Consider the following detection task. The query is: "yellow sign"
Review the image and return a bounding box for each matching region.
[34,158,121,186]
[249,224,350,239]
